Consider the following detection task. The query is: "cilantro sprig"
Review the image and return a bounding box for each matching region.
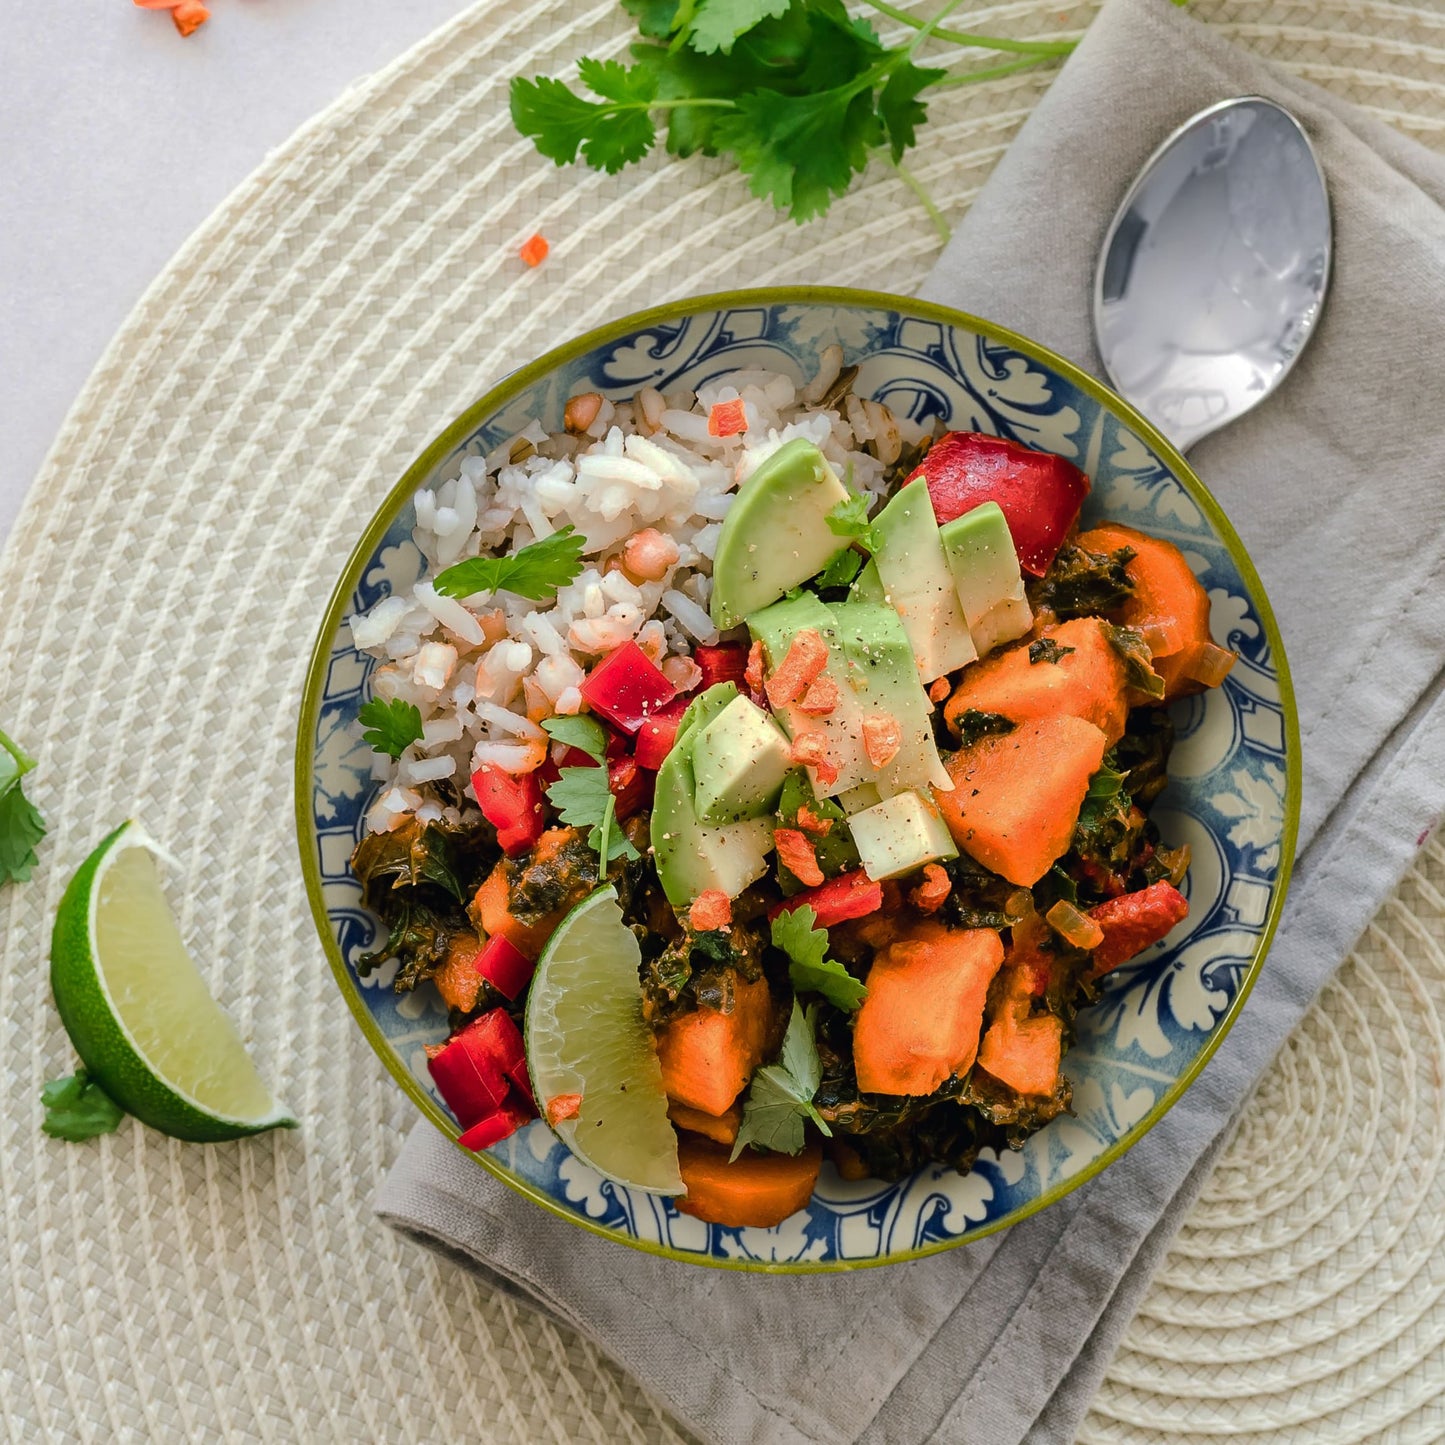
[0,727,45,887]
[358,697,424,761]
[512,0,1078,226]
[434,525,586,602]
[771,904,867,1010]
[40,1070,125,1142]
[546,764,640,865]
[732,999,833,1158]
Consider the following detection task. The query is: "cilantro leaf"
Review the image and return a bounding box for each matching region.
[731,1000,831,1158]
[358,696,424,761]
[771,904,867,1010]
[546,767,640,863]
[814,545,863,590]
[684,0,791,56]
[541,714,609,761]
[825,491,873,538]
[41,1070,125,1142]
[434,525,587,602]
[0,727,44,887]
[510,74,658,175]
[622,0,682,38]
[877,61,945,162]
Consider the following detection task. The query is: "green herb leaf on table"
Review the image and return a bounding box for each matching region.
[512,0,1076,224]
[771,903,867,1010]
[540,714,610,761]
[40,1070,125,1142]
[545,767,640,863]
[433,525,587,602]
[0,727,45,886]
[732,999,832,1158]
[358,697,424,761]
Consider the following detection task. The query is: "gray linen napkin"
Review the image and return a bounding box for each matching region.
[377,2,1445,1439]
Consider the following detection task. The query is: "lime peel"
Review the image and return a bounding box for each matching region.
[50,821,296,1142]
[525,886,682,1195]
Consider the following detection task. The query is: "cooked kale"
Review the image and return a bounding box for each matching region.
[841,1101,1007,1181]
[961,1067,1073,1146]
[1030,541,1136,618]
[937,852,1023,930]
[1028,638,1075,665]
[1113,707,1175,807]
[952,709,1016,748]
[1103,624,1166,700]
[351,819,496,990]
[641,916,767,1025]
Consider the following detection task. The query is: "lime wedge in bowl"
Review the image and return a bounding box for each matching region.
[50,822,295,1142]
[525,886,682,1195]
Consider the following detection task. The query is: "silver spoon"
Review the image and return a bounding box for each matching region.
[1094,96,1331,453]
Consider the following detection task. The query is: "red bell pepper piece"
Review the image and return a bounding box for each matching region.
[468,1008,535,1109]
[476,934,535,1000]
[908,431,1091,577]
[634,694,692,771]
[708,398,748,436]
[579,641,678,734]
[693,643,749,690]
[458,1097,534,1151]
[768,869,883,927]
[607,755,652,819]
[471,765,545,856]
[426,1016,512,1129]
[1087,881,1189,976]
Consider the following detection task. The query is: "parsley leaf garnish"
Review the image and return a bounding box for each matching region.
[358,697,424,761]
[731,999,832,1158]
[814,545,863,591]
[825,490,874,539]
[770,903,866,1010]
[546,767,640,864]
[540,714,609,761]
[434,525,586,602]
[0,727,45,886]
[511,0,1074,224]
[40,1070,125,1141]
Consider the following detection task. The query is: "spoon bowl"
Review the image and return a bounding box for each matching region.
[1095,96,1331,452]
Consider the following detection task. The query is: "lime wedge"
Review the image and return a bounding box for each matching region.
[50,822,295,1142]
[525,886,682,1194]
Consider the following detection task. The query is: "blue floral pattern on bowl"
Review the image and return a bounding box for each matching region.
[298,289,1299,1272]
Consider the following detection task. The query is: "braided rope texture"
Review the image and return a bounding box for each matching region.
[0,1,1440,1440]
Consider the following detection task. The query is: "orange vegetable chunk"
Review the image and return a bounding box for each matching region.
[976,967,1063,1098]
[519,233,549,268]
[433,932,484,1013]
[853,923,1003,1095]
[676,1137,822,1227]
[668,1100,743,1147]
[657,973,774,1117]
[943,617,1130,746]
[933,716,1108,886]
[1075,522,1230,700]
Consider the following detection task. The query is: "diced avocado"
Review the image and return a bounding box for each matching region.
[829,601,953,795]
[747,593,873,798]
[849,558,886,605]
[650,742,773,906]
[691,694,792,824]
[867,477,977,682]
[940,501,1034,657]
[709,440,851,629]
[848,790,958,881]
[835,781,882,815]
[674,682,739,753]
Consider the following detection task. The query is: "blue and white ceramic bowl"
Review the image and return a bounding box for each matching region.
[297,288,1300,1271]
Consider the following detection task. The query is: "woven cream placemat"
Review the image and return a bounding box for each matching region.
[1,1,1441,1440]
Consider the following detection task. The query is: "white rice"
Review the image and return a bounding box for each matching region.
[349,360,930,832]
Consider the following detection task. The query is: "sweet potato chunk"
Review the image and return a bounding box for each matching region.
[944,617,1130,746]
[933,716,1108,886]
[853,923,1004,1095]
[657,973,774,1117]
[675,1137,822,1227]
[976,967,1063,1098]
[668,1100,743,1147]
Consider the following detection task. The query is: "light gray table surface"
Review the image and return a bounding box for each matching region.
[0,0,475,551]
